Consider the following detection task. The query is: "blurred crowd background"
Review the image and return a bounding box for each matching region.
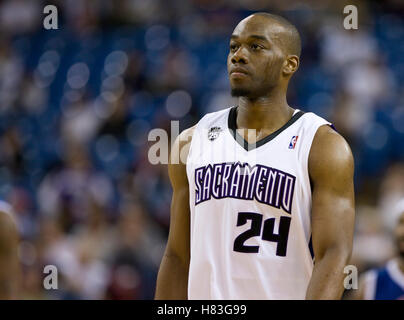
[0,0,403,299]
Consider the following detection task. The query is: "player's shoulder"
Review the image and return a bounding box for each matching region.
[177,125,196,144]
[174,106,233,156]
[298,109,331,127]
[313,124,352,156]
[299,109,352,163]
[169,107,232,176]
[170,125,196,167]
[309,118,354,178]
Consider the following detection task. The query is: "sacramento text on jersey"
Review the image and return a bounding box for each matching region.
[194,162,295,213]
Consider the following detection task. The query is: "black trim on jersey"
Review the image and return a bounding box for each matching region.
[308,235,315,261]
[228,106,305,151]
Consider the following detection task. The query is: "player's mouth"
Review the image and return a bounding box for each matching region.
[230,67,249,79]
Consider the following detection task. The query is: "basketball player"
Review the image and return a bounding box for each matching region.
[155,13,355,299]
[351,200,404,300]
[0,201,19,299]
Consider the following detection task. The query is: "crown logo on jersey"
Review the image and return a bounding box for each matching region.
[208,126,222,141]
[288,135,299,149]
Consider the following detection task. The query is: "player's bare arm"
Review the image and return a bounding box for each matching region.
[346,274,366,300]
[305,125,355,299]
[155,126,195,300]
[0,210,19,299]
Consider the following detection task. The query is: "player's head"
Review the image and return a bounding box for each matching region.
[394,210,404,258]
[227,12,301,99]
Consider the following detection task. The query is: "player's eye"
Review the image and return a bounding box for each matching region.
[230,43,239,52]
[250,43,262,50]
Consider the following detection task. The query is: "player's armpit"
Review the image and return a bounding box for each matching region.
[0,210,20,299]
[155,126,195,300]
[306,124,355,300]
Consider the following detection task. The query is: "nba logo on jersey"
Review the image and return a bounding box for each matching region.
[289,135,299,149]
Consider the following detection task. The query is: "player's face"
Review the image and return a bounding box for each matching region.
[227,16,285,99]
[394,212,404,257]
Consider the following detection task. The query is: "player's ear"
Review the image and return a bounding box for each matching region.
[283,55,299,76]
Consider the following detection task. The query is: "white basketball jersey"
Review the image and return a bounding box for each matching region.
[186,106,331,300]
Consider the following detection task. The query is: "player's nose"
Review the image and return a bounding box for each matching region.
[231,46,248,64]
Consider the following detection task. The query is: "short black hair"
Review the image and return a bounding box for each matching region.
[253,12,302,57]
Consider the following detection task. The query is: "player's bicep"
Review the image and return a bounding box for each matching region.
[309,125,355,260]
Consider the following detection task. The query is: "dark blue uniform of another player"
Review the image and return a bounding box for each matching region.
[355,207,404,300]
[365,259,404,300]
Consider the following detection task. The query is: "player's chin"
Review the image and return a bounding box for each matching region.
[230,85,252,97]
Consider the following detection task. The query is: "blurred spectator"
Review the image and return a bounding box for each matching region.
[0,38,24,113]
[105,200,163,299]
[18,72,48,114]
[0,0,41,36]
[378,163,404,230]
[61,93,102,146]
[37,142,114,227]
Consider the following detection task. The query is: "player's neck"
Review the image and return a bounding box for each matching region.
[236,94,294,131]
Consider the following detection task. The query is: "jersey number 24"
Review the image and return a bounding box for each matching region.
[233,212,291,257]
